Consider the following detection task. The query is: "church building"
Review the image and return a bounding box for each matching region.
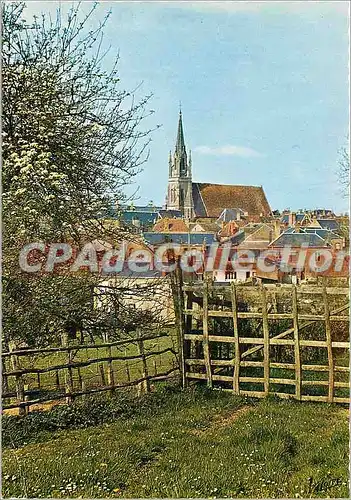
[165,111,271,220]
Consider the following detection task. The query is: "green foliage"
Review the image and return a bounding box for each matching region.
[2,383,234,449]
[2,386,349,498]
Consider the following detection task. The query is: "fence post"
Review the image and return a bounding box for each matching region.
[203,279,213,388]
[61,332,72,403]
[61,332,74,405]
[77,367,83,391]
[184,289,193,382]
[323,280,334,403]
[137,331,150,394]
[9,342,27,416]
[106,346,115,395]
[2,357,9,395]
[99,364,106,386]
[292,285,302,400]
[66,349,74,404]
[171,260,186,388]
[231,282,240,395]
[260,285,270,396]
[124,347,131,383]
[55,370,60,391]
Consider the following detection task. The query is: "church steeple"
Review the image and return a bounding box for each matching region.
[165,109,195,219]
[175,111,186,155]
[172,110,189,178]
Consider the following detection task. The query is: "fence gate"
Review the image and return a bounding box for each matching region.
[173,273,350,404]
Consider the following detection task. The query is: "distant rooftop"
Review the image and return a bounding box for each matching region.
[142,232,217,246]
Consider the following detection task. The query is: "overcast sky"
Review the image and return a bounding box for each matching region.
[23,1,349,213]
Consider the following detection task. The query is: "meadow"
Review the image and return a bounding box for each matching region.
[3,331,178,411]
[2,384,349,498]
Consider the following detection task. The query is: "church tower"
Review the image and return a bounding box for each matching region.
[165,110,194,219]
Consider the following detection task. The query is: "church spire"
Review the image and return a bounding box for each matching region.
[175,110,186,154]
[166,108,195,219]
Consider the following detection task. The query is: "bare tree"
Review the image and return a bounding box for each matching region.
[338,143,350,198]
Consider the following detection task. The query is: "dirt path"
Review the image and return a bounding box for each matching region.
[3,399,66,416]
[190,405,252,436]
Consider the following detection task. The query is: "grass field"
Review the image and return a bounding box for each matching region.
[3,332,178,407]
[2,385,349,498]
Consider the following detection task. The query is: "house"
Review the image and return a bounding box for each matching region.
[96,268,175,325]
[204,223,276,283]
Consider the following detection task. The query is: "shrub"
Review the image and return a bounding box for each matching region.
[3,381,183,448]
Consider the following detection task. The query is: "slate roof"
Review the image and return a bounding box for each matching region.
[282,227,340,240]
[317,219,340,231]
[229,230,246,246]
[296,213,305,223]
[280,213,305,224]
[120,210,159,225]
[142,232,217,246]
[192,183,207,217]
[158,209,183,219]
[193,183,271,218]
[269,232,329,247]
[120,205,162,212]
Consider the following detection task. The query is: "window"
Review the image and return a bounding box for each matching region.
[246,271,251,279]
[225,271,237,280]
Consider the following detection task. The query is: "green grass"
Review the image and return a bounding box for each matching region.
[2,385,349,498]
[3,331,178,403]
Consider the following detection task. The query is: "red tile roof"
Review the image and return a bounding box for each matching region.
[196,183,271,218]
[153,218,189,233]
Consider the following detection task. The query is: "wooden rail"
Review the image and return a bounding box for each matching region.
[174,276,350,404]
[2,332,178,413]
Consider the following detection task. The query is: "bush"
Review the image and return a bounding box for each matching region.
[3,381,183,448]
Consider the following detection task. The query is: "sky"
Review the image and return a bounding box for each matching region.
[23,1,350,213]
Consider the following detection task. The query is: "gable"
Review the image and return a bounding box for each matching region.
[191,221,220,233]
[191,223,206,232]
[244,224,273,242]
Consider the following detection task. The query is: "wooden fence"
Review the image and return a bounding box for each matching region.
[173,270,350,404]
[2,331,179,415]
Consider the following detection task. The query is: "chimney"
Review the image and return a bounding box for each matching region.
[288,212,296,226]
